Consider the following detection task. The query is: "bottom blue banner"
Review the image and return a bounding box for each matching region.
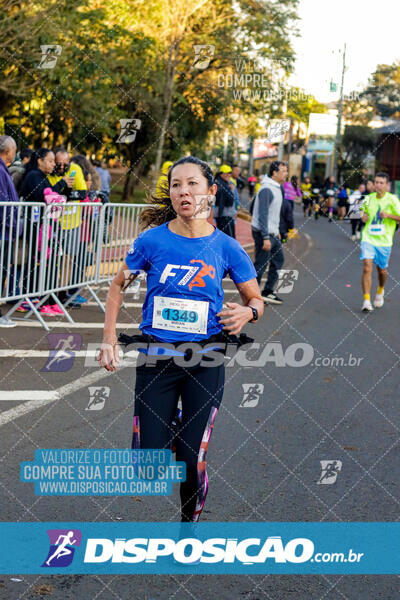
[0,522,398,574]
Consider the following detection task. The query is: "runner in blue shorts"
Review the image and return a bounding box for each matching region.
[98,156,264,522]
[359,172,400,311]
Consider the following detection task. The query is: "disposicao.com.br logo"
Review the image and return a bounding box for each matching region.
[2,522,395,574]
[83,535,363,566]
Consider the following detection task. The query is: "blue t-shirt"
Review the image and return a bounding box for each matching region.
[125,222,257,342]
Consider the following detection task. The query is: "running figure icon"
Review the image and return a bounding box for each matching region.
[42,334,81,372]
[45,531,77,566]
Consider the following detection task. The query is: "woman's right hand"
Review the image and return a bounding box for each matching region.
[97,338,120,372]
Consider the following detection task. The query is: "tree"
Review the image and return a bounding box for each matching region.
[362,61,400,119]
[338,125,376,186]
[1,0,300,199]
[286,87,326,143]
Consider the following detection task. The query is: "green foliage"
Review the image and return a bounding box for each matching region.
[338,125,376,186]
[1,0,299,197]
[362,61,400,119]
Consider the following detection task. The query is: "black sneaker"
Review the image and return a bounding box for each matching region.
[261,291,283,305]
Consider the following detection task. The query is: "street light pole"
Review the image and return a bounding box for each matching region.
[223,130,229,162]
[332,43,346,181]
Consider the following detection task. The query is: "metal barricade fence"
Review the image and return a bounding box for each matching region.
[95,203,144,283]
[0,201,148,330]
[0,202,46,302]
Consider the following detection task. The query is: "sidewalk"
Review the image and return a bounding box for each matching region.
[235,217,253,248]
[209,215,254,249]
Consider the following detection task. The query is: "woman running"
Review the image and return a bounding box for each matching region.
[98,156,263,522]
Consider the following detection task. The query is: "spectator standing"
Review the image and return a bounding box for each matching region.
[70,154,101,191]
[95,160,112,202]
[283,175,302,204]
[281,175,301,240]
[9,148,33,194]
[248,174,257,197]
[0,135,19,327]
[156,161,174,198]
[214,164,237,238]
[231,164,245,194]
[20,148,72,315]
[251,161,288,305]
[48,148,88,306]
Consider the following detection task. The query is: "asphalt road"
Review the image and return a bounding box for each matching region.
[0,205,399,599]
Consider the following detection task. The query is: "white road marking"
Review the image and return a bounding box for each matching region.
[87,302,143,308]
[0,353,138,427]
[11,321,140,329]
[0,349,139,358]
[0,350,98,358]
[0,391,60,401]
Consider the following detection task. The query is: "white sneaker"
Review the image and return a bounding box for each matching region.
[0,316,17,328]
[373,293,384,308]
[351,234,356,241]
[362,300,373,312]
[356,231,361,240]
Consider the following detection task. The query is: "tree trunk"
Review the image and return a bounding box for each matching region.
[122,169,132,202]
[122,143,137,201]
[153,43,180,182]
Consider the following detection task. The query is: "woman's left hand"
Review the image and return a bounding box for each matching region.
[216,302,252,335]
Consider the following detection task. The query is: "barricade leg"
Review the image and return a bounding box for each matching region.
[49,293,75,324]
[23,294,50,319]
[86,285,105,312]
[22,297,49,331]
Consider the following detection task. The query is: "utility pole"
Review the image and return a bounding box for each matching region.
[332,43,346,181]
[278,77,288,161]
[223,130,229,162]
[248,137,254,175]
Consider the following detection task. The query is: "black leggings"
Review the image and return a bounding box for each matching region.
[351,219,363,235]
[132,360,225,522]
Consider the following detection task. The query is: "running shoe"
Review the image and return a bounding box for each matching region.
[67,293,87,304]
[16,302,30,313]
[373,293,384,308]
[48,304,64,314]
[261,291,283,305]
[39,305,61,316]
[362,300,373,312]
[0,316,17,328]
[356,231,361,240]
[351,234,356,241]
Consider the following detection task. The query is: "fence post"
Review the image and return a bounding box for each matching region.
[38,205,50,295]
[94,204,106,284]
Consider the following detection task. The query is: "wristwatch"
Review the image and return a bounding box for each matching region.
[248,306,258,323]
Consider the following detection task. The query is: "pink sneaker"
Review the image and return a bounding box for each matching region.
[39,304,61,316]
[49,304,64,314]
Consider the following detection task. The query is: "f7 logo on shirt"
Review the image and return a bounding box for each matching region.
[160,262,215,290]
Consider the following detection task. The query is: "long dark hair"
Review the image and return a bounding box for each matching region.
[291,175,299,191]
[139,156,215,229]
[25,148,52,173]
